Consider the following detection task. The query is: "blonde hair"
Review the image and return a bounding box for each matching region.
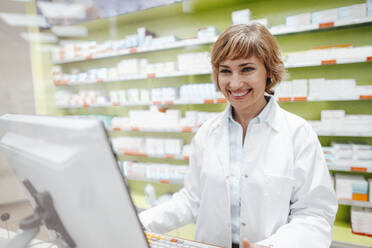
[211,23,286,95]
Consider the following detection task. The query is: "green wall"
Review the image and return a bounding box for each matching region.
[29,0,372,245]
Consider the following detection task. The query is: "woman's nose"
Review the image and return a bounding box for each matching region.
[230,73,243,89]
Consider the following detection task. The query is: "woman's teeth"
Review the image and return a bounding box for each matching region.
[231,89,252,97]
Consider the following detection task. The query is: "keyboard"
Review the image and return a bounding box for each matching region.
[145,232,222,248]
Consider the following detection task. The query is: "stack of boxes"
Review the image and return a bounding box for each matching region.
[308,110,372,135]
[323,143,372,170]
[52,27,156,62]
[351,207,372,236]
[269,2,371,34]
[274,78,372,101]
[111,136,185,158]
[285,46,372,67]
[177,52,211,73]
[111,109,218,131]
[107,83,219,106]
[122,161,188,185]
[55,89,109,107]
[53,51,212,86]
[335,174,369,202]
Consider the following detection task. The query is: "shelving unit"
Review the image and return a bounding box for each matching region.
[31,0,372,245]
[57,96,371,109]
[115,151,189,161]
[108,126,197,133]
[54,56,372,87]
[108,125,372,138]
[329,165,372,173]
[51,16,372,65]
[52,37,218,65]
[338,199,372,208]
[54,69,212,86]
[271,16,372,35]
[127,176,183,185]
[333,221,372,247]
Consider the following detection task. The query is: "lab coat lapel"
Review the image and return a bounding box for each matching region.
[215,113,230,182]
[214,115,232,246]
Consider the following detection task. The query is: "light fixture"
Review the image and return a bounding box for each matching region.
[51,25,88,37]
[0,13,49,27]
[35,44,59,52]
[37,2,88,20]
[20,32,58,43]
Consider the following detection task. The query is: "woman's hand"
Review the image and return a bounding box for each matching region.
[242,238,270,248]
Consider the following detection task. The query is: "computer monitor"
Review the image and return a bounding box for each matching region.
[0,114,149,248]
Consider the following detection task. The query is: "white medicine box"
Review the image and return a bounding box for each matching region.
[338,4,367,20]
[232,9,251,25]
[311,8,338,24]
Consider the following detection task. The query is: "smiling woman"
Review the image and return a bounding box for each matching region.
[211,24,286,95]
[217,56,268,130]
[139,23,338,248]
[211,24,287,131]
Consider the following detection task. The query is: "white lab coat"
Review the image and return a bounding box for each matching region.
[139,100,338,248]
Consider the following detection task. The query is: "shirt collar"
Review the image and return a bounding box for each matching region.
[227,95,272,124]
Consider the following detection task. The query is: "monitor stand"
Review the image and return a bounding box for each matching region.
[5,179,75,248]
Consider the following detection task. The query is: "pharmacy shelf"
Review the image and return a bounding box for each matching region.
[115,150,189,161]
[338,199,372,208]
[58,103,111,108]
[108,125,372,139]
[333,221,372,246]
[109,126,372,137]
[54,70,212,86]
[328,165,372,173]
[108,126,197,133]
[52,37,218,65]
[52,17,372,65]
[316,131,372,137]
[277,96,372,102]
[285,56,372,69]
[127,176,184,185]
[54,58,372,87]
[271,16,372,36]
[58,96,372,109]
[331,241,369,248]
[58,98,227,108]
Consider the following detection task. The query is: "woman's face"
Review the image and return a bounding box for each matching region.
[218,56,268,113]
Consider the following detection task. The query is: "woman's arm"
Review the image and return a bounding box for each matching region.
[139,136,202,233]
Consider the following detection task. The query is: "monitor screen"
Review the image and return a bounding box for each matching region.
[0,114,149,248]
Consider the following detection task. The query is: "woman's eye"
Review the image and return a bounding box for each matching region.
[219,69,231,73]
[242,67,254,72]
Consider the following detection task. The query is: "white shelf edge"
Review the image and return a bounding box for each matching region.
[55,57,372,87]
[115,151,189,161]
[105,125,372,138]
[271,16,372,35]
[54,70,212,86]
[316,131,372,137]
[126,176,184,185]
[285,57,370,68]
[107,126,197,133]
[338,199,372,208]
[57,98,225,108]
[57,96,371,109]
[52,37,218,65]
[328,165,372,173]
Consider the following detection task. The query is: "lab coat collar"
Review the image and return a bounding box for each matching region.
[265,98,281,132]
[210,95,281,133]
